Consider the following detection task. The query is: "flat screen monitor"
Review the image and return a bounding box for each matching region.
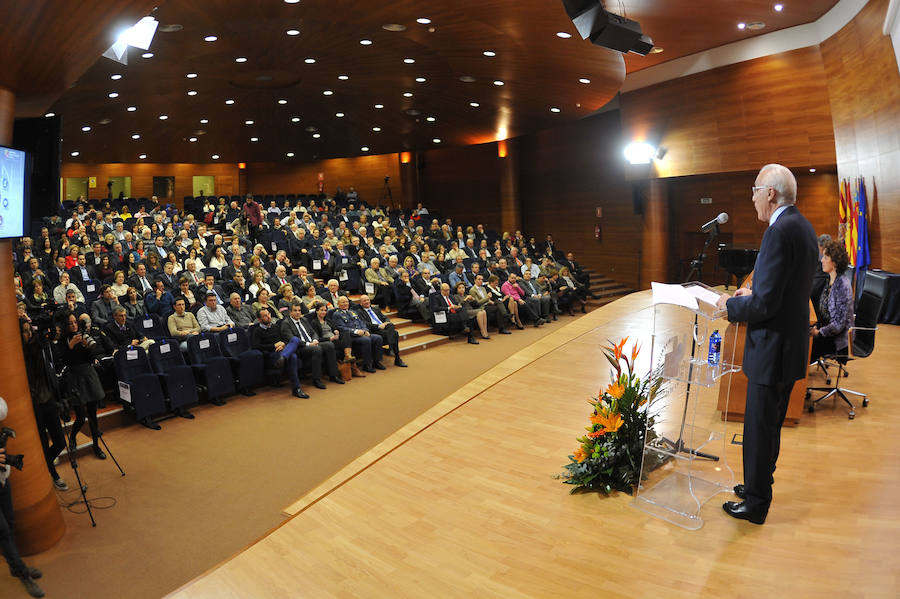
[0,145,29,239]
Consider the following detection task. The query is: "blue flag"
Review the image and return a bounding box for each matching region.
[856,177,870,273]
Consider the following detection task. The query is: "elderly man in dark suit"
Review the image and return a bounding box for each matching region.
[280,301,343,387]
[354,294,407,367]
[716,164,818,525]
[331,295,384,373]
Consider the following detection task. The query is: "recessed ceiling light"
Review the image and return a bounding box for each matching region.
[809,168,816,172]
[335,112,345,117]
[186,73,198,78]
[108,92,119,98]
[493,80,504,86]
[131,134,140,139]
[189,137,198,142]
[291,117,300,122]
[323,90,334,96]
[556,32,572,38]
[361,146,369,151]
[403,58,415,64]
[338,75,349,80]
[403,92,413,97]
[287,29,300,36]
[81,126,91,132]
[417,18,431,24]
[110,74,122,80]
[426,116,436,122]
[432,138,441,143]
[212,154,220,159]
[159,115,168,120]
[579,78,591,84]
[127,106,137,112]
[374,104,384,109]
[312,133,320,138]
[278,99,287,104]
[649,47,664,54]
[774,3,784,11]
[250,137,259,142]
[415,77,426,83]
[204,35,217,42]
[304,57,316,64]
[139,154,147,159]
[44,112,55,118]
[737,22,747,30]
[70,151,80,157]
[483,51,496,57]
[187,90,198,96]
[225,99,235,105]
[469,102,480,107]
[284,0,299,4]
[459,75,476,83]
[747,21,766,30]
[235,57,247,63]
[359,39,373,45]
[244,120,254,125]
[200,118,209,124]
[142,52,154,58]
[286,152,295,157]
[99,118,111,125]
[372,127,381,132]
[383,24,407,32]
[550,107,561,113]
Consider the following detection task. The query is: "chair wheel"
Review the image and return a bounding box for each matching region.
[862,398,868,407]
[826,379,832,385]
[848,412,855,420]
[808,405,815,413]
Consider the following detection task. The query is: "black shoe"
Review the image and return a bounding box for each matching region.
[551,314,558,321]
[273,356,285,370]
[363,366,377,373]
[499,328,511,335]
[176,408,195,419]
[241,388,257,396]
[394,358,407,367]
[534,320,541,327]
[313,379,327,389]
[581,304,587,313]
[722,500,767,525]
[330,376,346,384]
[92,443,107,460]
[14,567,42,580]
[734,484,746,499]
[515,322,524,330]
[140,417,161,431]
[212,397,227,406]
[15,573,44,598]
[467,337,480,345]
[293,387,309,399]
[373,362,386,370]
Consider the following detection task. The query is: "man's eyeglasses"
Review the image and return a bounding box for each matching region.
[751,185,770,195]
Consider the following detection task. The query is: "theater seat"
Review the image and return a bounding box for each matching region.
[187,332,236,404]
[217,327,267,393]
[149,339,199,414]
[113,345,167,429]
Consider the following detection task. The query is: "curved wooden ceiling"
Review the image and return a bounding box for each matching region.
[37,0,837,164]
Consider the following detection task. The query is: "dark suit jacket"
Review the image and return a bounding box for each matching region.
[69,264,97,284]
[103,320,143,347]
[279,316,318,346]
[354,305,391,333]
[128,274,155,294]
[726,205,817,385]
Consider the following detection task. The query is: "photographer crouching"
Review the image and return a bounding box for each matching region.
[0,397,46,598]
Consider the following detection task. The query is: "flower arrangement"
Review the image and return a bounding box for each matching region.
[560,337,665,495]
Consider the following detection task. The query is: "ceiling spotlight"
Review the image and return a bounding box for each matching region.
[200,118,209,124]
[469,102,480,107]
[415,77,426,83]
[110,74,122,80]
[204,35,217,42]
[459,75,476,83]
[225,99,235,105]
[291,117,300,122]
[304,57,316,64]
[244,120,254,125]
[285,0,300,3]
[323,90,334,96]
[374,104,384,109]
[189,137,198,142]
[108,92,119,98]
[335,112,345,117]
[426,116,436,122]
[236,57,248,64]
[81,126,91,132]
[99,118,112,125]
[774,4,784,12]
[383,24,407,32]
[44,112,55,118]
[250,137,259,142]
[278,99,287,104]
[556,31,572,38]
[432,138,441,143]
[550,107,561,113]
[287,29,300,36]
[417,17,431,24]
[127,106,137,112]
[186,73,198,78]
[187,90,198,96]
[359,39,373,45]
[131,134,140,139]
[139,154,147,159]
[624,142,655,165]
[372,127,382,132]
[338,75,349,80]
[483,51,496,57]
[361,146,369,152]
[70,151,80,157]
[312,133,321,138]
[403,92,413,97]
[737,22,747,30]
[747,21,766,30]
[579,78,591,84]
[159,115,168,120]
[493,80,504,86]
[141,52,154,58]
[809,168,817,172]
[286,152,295,157]
[212,154,220,159]
[649,47,664,54]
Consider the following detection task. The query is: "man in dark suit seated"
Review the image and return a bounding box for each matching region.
[221,254,249,283]
[322,279,348,309]
[354,294,407,367]
[196,274,227,306]
[560,252,591,291]
[331,295,384,373]
[145,280,176,318]
[268,264,294,295]
[394,270,430,322]
[156,262,178,292]
[280,301,343,386]
[90,284,119,327]
[103,305,153,351]
[716,164,818,525]
[223,271,254,304]
[68,253,96,285]
[428,282,478,345]
[249,307,308,399]
[128,263,154,296]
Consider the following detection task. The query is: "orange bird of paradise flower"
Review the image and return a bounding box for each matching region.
[605,382,625,400]
[574,447,589,463]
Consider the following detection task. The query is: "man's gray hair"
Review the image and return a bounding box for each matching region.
[758,164,797,206]
[817,234,832,247]
[112,305,126,316]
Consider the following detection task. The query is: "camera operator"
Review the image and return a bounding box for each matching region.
[60,312,107,460]
[0,398,46,598]
[19,318,68,491]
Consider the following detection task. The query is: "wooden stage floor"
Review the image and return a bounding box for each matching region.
[169,290,900,598]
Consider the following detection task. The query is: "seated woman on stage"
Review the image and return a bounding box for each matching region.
[810,240,853,362]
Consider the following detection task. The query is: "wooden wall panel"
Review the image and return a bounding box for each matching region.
[821,0,900,272]
[620,46,837,179]
[247,155,403,208]
[417,143,502,230]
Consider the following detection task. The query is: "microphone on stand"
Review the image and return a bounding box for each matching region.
[700,213,729,233]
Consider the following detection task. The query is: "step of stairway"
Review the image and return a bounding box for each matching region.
[398,324,435,342]
[398,333,450,354]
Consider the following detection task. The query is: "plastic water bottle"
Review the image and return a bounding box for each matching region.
[708,330,721,366]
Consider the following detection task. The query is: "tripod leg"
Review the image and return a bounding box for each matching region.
[98,435,125,477]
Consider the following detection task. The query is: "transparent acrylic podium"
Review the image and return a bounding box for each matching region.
[631,282,741,530]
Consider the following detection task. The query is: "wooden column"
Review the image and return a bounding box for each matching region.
[0,86,66,555]
[639,179,670,289]
[499,140,521,234]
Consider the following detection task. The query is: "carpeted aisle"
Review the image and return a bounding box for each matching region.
[1,314,587,599]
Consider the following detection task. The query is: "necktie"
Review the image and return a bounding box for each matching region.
[445,295,455,314]
[411,285,420,301]
[296,320,310,342]
[368,308,382,325]
[141,277,150,291]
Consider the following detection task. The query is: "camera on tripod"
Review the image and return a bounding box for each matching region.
[0,427,24,471]
[78,319,97,349]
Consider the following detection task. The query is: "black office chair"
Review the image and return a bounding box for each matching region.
[806,271,886,419]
